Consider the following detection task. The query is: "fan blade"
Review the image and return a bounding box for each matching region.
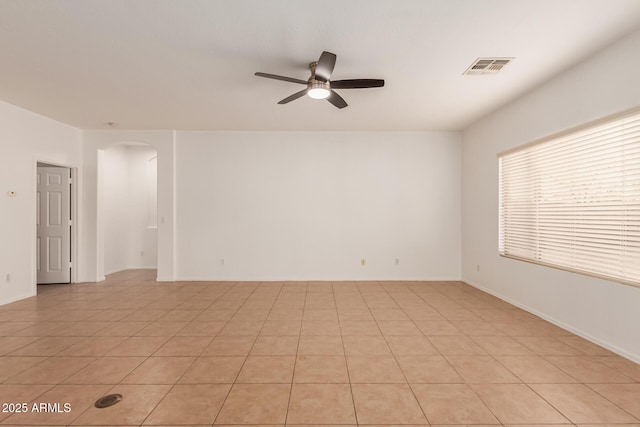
[255,72,307,85]
[330,79,385,89]
[278,89,308,104]
[315,51,337,82]
[327,90,348,109]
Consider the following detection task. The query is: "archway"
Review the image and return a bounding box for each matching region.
[100,142,158,279]
[81,130,175,283]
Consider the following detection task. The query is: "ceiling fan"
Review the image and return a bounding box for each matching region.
[255,51,384,109]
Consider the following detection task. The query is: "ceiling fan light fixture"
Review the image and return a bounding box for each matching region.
[307,80,330,99]
[307,87,330,99]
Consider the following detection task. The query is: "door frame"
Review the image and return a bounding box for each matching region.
[32,159,79,293]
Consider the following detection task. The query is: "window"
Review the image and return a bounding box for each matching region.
[498,108,640,287]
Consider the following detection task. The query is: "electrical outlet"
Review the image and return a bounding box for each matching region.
[220,258,225,266]
[395,258,400,265]
[476,264,480,272]
[6,274,11,282]
[360,259,366,266]
[140,251,144,257]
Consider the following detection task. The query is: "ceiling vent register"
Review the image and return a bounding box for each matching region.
[464,57,514,75]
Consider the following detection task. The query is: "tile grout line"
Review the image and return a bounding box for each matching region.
[332,280,360,426]
[585,382,640,422]
[283,280,308,426]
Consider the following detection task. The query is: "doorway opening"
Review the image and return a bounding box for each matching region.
[36,162,75,287]
[102,143,158,278]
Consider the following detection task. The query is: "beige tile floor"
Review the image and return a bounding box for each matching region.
[0,269,639,426]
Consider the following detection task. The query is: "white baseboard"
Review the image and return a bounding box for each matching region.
[0,292,36,307]
[173,276,462,282]
[104,266,157,276]
[463,278,640,365]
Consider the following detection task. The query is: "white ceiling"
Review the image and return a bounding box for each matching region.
[1,0,640,131]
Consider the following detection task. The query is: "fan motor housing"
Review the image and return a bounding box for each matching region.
[308,79,330,91]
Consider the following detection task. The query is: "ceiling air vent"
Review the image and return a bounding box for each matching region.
[464,57,514,75]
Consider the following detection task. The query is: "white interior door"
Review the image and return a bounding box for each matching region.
[37,166,71,284]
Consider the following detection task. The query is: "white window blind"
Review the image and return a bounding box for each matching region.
[499,108,640,287]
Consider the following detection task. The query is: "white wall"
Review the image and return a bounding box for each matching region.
[462,28,640,362]
[103,144,158,274]
[0,100,82,305]
[176,131,461,281]
[81,130,176,282]
[103,145,129,273]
